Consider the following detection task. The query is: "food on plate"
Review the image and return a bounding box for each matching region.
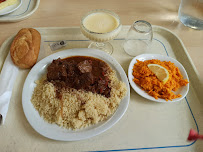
[10,28,41,69]
[31,56,127,129]
[0,0,18,10]
[47,56,112,98]
[147,64,169,84]
[132,59,189,101]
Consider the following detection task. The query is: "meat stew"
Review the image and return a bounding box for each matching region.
[47,56,111,98]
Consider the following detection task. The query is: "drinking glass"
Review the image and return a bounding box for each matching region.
[80,9,122,55]
[123,20,153,56]
[178,0,203,30]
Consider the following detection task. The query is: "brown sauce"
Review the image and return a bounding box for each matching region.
[47,56,111,98]
[0,0,6,3]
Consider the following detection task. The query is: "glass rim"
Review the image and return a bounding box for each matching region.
[80,9,122,35]
[132,20,152,33]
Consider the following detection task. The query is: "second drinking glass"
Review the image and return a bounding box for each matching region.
[123,20,153,56]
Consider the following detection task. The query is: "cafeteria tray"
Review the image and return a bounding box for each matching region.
[0,26,202,152]
[0,0,40,22]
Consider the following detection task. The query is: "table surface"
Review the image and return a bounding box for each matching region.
[0,0,202,151]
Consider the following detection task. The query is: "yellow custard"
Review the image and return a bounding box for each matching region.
[0,0,18,10]
[83,12,119,33]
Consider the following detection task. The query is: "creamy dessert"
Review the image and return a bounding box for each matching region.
[83,12,119,33]
[81,11,122,42]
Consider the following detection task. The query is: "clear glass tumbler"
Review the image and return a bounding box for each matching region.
[123,20,153,56]
[178,0,203,30]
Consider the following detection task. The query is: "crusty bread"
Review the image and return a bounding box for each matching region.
[10,28,41,69]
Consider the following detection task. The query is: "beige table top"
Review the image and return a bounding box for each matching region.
[0,0,202,151]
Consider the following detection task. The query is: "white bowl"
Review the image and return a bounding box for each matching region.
[128,54,189,102]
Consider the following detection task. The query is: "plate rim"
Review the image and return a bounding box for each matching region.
[0,0,22,16]
[22,48,130,141]
[128,53,189,103]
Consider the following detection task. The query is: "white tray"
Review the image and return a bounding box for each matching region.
[0,0,40,22]
[0,26,202,152]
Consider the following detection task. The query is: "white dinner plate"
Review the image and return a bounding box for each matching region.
[128,54,189,102]
[22,48,130,141]
[0,0,22,16]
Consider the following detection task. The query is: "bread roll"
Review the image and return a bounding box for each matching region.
[10,28,41,69]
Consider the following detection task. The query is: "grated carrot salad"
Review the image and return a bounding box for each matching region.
[132,59,189,101]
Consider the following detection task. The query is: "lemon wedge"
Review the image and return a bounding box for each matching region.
[147,64,169,84]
